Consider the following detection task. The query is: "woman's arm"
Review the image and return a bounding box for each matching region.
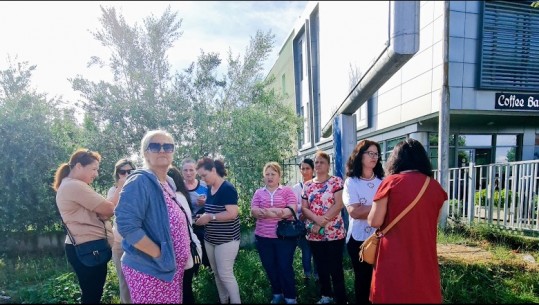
[368,196,388,228]
[133,235,161,258]
[196,204,239,225]
[346,204,372,220]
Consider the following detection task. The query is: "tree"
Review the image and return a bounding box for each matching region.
[71,5,301,228]
[0,59,80,232]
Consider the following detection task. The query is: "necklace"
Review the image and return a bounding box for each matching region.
[360,172,375,180]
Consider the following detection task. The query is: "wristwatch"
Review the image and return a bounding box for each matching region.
[211,214,217,221]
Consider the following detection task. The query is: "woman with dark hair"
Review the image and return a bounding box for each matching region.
[107,158,136,304]
[291,158,318,282]
[301,151,347,304]
[368,138,447,303]
[342,140,384,304]
[167,166,202,304]
[53,148,116,304]
[195,157,241,304]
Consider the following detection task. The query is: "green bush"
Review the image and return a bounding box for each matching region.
[474,189,514,207]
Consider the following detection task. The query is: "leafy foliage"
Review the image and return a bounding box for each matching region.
[71,5,300,227]
[0,60,78,232]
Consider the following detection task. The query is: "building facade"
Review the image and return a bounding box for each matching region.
[267,1,539,178]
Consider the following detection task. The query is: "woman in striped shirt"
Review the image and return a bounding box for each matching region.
[195,157,241,304]
[251,162,298,304]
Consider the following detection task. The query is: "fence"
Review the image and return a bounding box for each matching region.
[436,160,539,233]
[283,154,539,234]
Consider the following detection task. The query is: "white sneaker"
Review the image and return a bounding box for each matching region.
[271,294,284,304]
[316,296,333,304]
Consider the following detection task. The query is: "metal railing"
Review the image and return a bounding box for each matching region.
[436,160,539,233]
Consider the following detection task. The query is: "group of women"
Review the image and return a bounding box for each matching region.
[53,128,447,304]
[249,139,447,304]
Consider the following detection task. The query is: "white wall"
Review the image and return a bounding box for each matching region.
[375,0,446,130]
[317,1,390,128]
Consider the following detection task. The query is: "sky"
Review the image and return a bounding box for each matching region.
[0,1,308,103]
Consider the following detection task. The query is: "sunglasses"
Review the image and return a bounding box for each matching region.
[147,142,175,153]
[118,169,133,175]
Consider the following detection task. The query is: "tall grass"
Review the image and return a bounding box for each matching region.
[1,225,538,304]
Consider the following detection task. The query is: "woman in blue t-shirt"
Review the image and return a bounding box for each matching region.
[195,157,241,304]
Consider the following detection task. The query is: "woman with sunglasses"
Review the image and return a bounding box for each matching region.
[115,130,191,303]
[342,140,384,304]
[107,158,136,304]
[53,149,116,304]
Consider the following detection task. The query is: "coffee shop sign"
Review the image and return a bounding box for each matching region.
[495,93,539,110]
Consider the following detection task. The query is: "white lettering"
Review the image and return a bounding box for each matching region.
[528,96,539,108]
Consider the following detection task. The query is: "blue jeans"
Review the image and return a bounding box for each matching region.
[297,236,317,277]
[255,235,297,299]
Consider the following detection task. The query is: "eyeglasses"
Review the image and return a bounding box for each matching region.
[147,143,175,153]
[118,169,133,175]
[363,151,380,158]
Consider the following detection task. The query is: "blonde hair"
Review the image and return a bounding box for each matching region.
[263,161,282,177]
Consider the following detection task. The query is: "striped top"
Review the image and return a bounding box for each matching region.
[251,185,297,238]
[204,180,240,245]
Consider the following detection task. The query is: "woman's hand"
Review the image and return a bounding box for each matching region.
[194,213,212,226]
[315,215,329,227]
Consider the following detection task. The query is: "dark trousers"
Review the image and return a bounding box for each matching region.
[255,235,297,299]
[183,264,200,304]
[309,239,347,303]
[65,243,108,304]
[347,237,373,304]
[297,236,317,277]
[193,225,211,268]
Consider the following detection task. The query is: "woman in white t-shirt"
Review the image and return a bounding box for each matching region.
[342,140,384,304]
[107,158,136,304]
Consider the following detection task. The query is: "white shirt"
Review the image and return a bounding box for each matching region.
[292,182,304,216]
[342,176,382,242]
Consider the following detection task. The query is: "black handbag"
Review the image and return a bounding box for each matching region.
[276,206,307,239]
[73,237,113,267]
[62,218,112,267]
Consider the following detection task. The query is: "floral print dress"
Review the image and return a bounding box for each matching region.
[122,182,190,304]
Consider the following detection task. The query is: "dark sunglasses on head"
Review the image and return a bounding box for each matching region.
[147,142,175,153]
[118,169,133,175]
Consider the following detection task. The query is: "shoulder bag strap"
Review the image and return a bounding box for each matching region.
[284,206,299,221]
[379,176,430,236]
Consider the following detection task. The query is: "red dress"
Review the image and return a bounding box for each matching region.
[370,172,447,304]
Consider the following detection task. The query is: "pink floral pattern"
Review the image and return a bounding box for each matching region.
[302,176,346,241]
[122,183,190,304]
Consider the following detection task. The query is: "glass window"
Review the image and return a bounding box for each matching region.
[460,134,492,147]
[496,134,517,146]
[534,134,539,159]
[385,136,406,160]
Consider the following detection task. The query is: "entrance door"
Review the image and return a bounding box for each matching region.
[458,148,492,166]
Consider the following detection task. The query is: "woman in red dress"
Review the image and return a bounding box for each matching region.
[368,138,447,304]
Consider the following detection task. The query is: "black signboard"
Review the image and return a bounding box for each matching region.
[495,93,539,110]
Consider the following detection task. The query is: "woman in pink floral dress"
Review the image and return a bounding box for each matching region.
[116,130,190,304]
[301,150,347,304]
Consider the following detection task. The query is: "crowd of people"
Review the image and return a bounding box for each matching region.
[53,129,447,304]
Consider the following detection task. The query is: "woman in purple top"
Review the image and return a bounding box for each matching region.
[251,162,298,304]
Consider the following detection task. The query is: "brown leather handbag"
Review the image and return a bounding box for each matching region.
[359,176,430,265]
